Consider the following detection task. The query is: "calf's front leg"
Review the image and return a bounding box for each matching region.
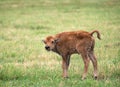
[62,55,70,78]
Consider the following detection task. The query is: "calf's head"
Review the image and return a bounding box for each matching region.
[42,36,59,51]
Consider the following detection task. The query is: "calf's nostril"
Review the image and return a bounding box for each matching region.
[45,46,50,50]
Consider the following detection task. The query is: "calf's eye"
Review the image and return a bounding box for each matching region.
[51,41,54,43]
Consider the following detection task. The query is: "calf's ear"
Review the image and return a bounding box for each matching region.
[54,38,60,43]
[42,40,45,44]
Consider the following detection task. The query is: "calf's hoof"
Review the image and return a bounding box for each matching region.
[94,76,98,80]
[63,76,69,79]
[81,77,86,80]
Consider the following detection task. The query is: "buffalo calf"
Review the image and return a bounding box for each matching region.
[43,30,101,80]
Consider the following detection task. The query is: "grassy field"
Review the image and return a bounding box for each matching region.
[0,0,120,87]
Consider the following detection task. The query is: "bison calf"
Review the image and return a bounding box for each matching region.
[43,30,101,80]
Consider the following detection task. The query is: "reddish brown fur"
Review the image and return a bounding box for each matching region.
[43,30,101,80]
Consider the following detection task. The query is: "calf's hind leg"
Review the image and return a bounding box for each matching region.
[80,52,90,80]
[88,51,98,79]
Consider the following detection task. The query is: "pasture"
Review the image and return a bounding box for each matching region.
[0,0,120,87]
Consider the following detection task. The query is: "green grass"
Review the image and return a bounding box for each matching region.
[0,0,120,87]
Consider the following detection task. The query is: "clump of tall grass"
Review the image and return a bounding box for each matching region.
[0,64,25,80]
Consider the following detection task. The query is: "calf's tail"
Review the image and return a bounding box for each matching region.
[90,30,101,40]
